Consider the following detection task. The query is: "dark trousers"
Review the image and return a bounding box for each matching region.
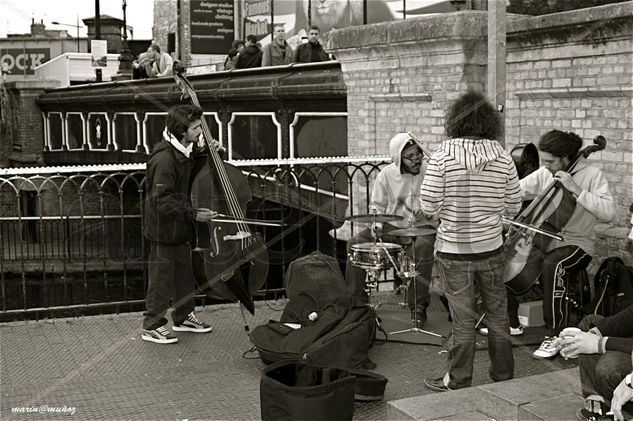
[345,225,434,311]
[437,252,514,389]
[143,241,196,330]
[506,245,591,334]
[579,351,631,402]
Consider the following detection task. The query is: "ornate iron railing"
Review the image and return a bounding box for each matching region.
[0,158,388,320]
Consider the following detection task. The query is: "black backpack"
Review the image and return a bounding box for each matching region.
[250,251,377,369]
[591,257,633,316]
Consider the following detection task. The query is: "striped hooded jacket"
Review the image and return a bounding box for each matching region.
[419,138,522,255]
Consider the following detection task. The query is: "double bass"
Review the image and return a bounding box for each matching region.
[503,135,606,295]
[173,63,269,314]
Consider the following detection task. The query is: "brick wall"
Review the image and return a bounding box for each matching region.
[329,2,633,268]
[153,0,191,63]
[1,80,58,167]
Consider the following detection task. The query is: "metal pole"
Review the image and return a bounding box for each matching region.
[76,16,80,52]
[487,0,506,146]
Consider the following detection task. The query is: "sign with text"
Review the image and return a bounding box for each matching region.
[190,0,234,55]
[244,0,271,39]
[0,48,50,75]
[91,40,108,67]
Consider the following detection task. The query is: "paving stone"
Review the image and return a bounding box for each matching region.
[518,393,584,421]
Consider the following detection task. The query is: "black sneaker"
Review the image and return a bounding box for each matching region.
[423,377,452,392]
[576,408,611,421]
[141,326,178,344]
[172,312,213,333]
[411,307,427,328]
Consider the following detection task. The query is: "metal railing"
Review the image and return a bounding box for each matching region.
[0,158,388,321]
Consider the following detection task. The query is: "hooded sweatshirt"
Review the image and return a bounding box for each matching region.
[519,157,615,256]
[420,138,522,254]
[370,133,430,229]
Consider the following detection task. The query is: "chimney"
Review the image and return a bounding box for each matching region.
[30,18,46,37]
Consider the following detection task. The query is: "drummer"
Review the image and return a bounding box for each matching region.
[346,132,436,327]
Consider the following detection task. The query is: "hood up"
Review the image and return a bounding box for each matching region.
[389,132,414,172]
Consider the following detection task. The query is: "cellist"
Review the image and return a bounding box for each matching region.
[518,130,615,359]
[142,105,219,344]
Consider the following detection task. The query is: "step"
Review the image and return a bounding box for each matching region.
[387,367,581,420]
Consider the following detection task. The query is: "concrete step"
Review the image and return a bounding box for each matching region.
[387,367,581,420]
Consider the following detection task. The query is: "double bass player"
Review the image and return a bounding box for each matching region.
[142,105,219,344]
[515,130,615,359]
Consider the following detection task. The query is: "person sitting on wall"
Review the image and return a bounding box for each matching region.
[262,24,293,66]
[553,305,633,421]
[235,35,262,69]
[132,51,153,79]
[147,44,174,78]
[292,25,330,63]
[224,49,238,70]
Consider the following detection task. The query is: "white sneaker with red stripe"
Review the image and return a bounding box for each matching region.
[172,312,213,333]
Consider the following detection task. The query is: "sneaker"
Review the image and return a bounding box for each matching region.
[478,325,524,336]
[411,307,427,328]
[172,312,213,333]
[141,326,178,344]
[423,376,452,392]
[576,408,611,421]
[533,336,559,359]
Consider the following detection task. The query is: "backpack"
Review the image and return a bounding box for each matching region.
[250,251,377,369]
[590,257,633,317]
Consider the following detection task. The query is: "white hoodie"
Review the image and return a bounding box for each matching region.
[519,157,615,256]
[370,133,429,229]
[420,138,522,254]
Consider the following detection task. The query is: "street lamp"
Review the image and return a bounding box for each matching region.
[51,18,83,52]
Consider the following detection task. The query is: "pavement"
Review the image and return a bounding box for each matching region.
[0,294,581,421]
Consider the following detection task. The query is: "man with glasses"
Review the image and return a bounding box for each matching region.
[292,25,330,63]
[345,133,436,327]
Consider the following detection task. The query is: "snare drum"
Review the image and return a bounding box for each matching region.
[349,242,403,270]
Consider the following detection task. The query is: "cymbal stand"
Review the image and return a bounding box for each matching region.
[389,235,444,338]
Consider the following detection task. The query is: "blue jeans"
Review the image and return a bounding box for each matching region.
[437,251,514,389]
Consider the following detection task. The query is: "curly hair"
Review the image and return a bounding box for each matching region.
[166,105,203,141]
[538,130,583,160]
[444,90,502,140]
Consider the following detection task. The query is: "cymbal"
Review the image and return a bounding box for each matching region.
[389,226,437,237]
[345,213,404,223]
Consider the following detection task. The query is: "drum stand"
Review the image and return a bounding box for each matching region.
[388,236,444,339]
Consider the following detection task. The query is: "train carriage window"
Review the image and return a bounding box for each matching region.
[114,113,138,151]
[229,113,280,160]
[144,113,167,152]
[48,113,63,150]
[66,113,84,150]
[88,113,109,150]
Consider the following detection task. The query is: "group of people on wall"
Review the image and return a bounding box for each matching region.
[224,25,332,70]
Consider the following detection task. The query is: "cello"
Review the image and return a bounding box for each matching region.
[173,63,269,314]
[503,135,606,295]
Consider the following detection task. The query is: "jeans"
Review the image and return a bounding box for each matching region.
[579,351,631,401]
[437,251,514,389]
[345,224,435,311]
[143,241,196,330]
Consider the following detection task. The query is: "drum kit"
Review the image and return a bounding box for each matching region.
[346,212,443,338]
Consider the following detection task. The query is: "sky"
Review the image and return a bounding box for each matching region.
[0,0,155,40]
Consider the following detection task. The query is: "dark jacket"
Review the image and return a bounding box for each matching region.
[594,304,633,353]
[235,45,263,69]
[292,41,329,63]
[144,140,197,245]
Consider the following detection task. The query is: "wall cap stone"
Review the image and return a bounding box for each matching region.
[515,87,633,99]
[369,93,432,102]
[5,80,60,90]
[508,1,633,36]
[328,11,488,52]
